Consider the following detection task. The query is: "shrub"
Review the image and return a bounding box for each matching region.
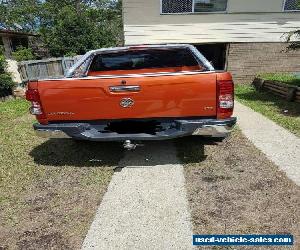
[64,51,77,57]
[12,46,36,62]
[0,73,15,91]
[0,54,7,74]
[0,47,15,93]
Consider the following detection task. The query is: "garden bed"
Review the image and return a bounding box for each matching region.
[253,73,300,103]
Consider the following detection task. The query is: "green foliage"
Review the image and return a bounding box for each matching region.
[0,48,15,91]
[0,45,4,55]
[39,2,122,56]
[0,54,7,74]
[12,46,36,61]
[0,0,42,31]
[64,51,77,57]
[0,73,15,91]
[258,73,300,87]
[0,0,123,57]
[285,29,300,50]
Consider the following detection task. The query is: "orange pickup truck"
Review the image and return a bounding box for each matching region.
[26,44,236,146]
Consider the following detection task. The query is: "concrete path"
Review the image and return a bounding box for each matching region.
[82,142,194,250]
[234,101,300,186]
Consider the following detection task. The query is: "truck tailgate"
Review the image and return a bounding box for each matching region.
[38,72,217,122]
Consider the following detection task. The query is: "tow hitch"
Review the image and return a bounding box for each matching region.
[123,140,138,150]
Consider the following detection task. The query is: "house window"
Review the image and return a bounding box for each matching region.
[194,0,227,12]
[161,0,227,14]
[161,0,193,13]
[284,0,300,11]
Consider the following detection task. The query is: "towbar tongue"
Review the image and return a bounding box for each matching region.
[123,140,137,150]
[123,140,145,150]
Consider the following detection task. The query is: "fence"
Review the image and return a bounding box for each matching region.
[253,78,300,103]
[18,56,81,83]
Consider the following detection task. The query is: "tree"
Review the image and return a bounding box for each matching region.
[0,0,42,31]
[0,0,122,56]
[39,2,122,56]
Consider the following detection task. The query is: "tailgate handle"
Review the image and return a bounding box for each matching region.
[109,85,141,92]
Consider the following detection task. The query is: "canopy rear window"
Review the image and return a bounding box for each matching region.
[88,48,201,72]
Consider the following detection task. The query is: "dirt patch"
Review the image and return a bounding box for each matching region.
[17,231,70,250]
[176,130,300,249]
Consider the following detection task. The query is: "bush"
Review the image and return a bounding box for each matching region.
[0,54,7,74]
[0,73,15,91]
[0,48,15,94]
[12,46,36,62]
[0,45,4,55]
[64,51,77,57]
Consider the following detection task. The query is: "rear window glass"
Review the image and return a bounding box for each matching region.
[89,48,201,72]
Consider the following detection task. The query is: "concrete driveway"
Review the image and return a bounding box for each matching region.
[82,142,194,250]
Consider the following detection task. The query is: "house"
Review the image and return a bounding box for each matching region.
[0,27,37,58]
[122,0,300,82]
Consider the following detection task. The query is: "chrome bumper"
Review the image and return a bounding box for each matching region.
[34,117,237,141]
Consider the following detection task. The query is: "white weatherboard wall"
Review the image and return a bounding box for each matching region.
[123,0,300,45]
[124,20,300,44]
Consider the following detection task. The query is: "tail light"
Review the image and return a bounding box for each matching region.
[217,80,234,119]
[25,89,46,119]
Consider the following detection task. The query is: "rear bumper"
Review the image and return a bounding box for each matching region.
[33,117,237,141]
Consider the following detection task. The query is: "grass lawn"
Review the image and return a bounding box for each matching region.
[176,131,300,248]
[0,99,123,249]
[235,84,300,137]
[258,73,300,87]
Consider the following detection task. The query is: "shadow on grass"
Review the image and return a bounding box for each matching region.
[285,78,300,87]
[30,139,124,167]
[30,136,222,168]
[236,88,300,117]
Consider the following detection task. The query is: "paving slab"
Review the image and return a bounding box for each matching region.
[82,141,194,250]
[234,101,300,186]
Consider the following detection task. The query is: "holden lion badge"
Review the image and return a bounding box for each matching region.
[120,98,134,108]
